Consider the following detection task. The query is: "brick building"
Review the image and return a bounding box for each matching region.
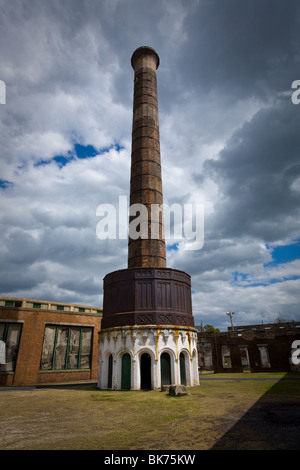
[0,297,102,386]
[1,294,299,387]
[197,322,300,373]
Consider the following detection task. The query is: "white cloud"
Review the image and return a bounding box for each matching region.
[0,0,300,329]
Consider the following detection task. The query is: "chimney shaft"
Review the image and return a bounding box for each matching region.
[128,46,166,268]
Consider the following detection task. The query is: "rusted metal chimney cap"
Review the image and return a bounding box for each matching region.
[131,46,160,69]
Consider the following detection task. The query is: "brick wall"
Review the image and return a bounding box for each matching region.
[0,301,102,386]
[197,322,300,373]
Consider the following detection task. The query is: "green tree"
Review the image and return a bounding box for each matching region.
[203,324,220,333]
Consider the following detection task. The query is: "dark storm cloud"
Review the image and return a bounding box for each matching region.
[204,98,300,242]
[179,0,300,100]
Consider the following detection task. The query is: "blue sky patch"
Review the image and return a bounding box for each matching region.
[34,142,124,168]
[166,242,179,251]
[74,143,98,159]
[232,271,248,283]
[34,151,74,168]
[0,179,14,189]
[265,239,300,267]
[53,154,74,167]
[231,240,300,287]
[75,142,124,159]
[230,270,296,288]
[233,275,300,288]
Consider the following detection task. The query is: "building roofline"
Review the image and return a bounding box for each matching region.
[0,296,102,312]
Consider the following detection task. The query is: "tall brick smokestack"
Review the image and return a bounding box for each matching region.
[128,46,166,269]
[98,48,199,390]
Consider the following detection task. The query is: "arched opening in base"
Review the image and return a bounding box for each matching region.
[161,352,171,386]
[140,353,151,390]
[108,354,113,389]
[121,353,131,390]
[180,352,187,386]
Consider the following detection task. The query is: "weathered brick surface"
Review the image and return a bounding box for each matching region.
[0,306,102,386]
[128,47,166,269]
[197,322,300,373]
[131,160,162,179]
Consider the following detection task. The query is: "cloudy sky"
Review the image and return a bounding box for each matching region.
[1,0,300,330]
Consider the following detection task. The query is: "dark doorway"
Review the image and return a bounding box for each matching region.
[161,352,171,386]
[121,353,131,390]
[108,354,113,389]
[140,353,151,389]
[180,352,187,386]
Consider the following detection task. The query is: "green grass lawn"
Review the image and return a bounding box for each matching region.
[0,372,299,450]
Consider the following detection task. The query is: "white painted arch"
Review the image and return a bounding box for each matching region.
[98,325,199,390]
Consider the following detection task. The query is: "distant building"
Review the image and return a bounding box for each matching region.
[197,322,300,373]
[0,297,102,386]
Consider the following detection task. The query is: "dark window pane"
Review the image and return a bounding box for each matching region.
[0,323,5,341]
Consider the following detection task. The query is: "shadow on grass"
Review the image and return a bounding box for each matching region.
[35,382,98,390]
[211,372,300,450]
